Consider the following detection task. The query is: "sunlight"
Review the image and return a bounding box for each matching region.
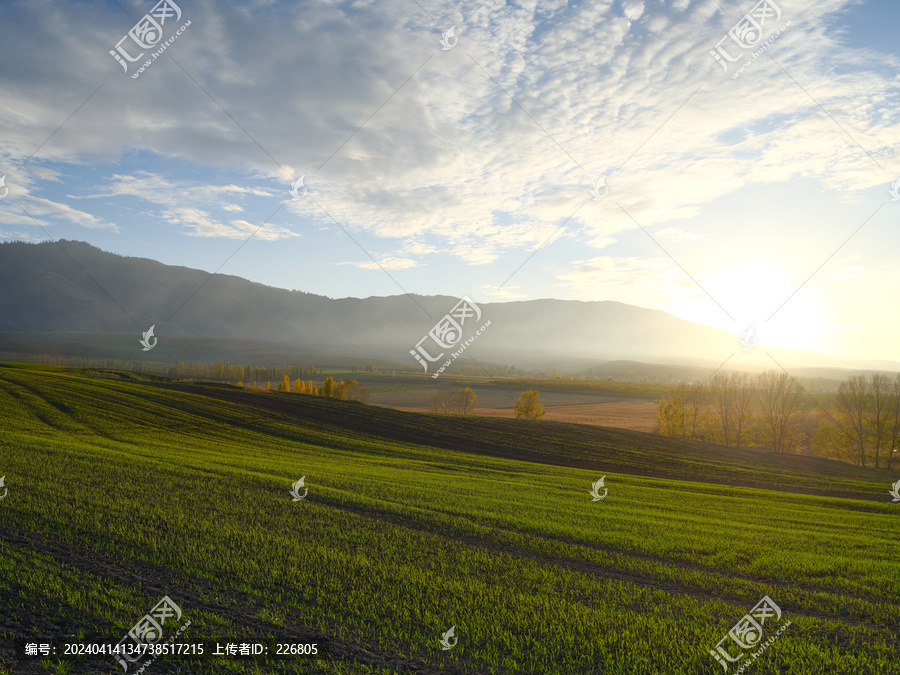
[668,262,827,353]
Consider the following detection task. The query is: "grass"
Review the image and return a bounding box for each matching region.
[0,362,897,674]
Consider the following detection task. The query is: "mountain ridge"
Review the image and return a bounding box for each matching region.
[1,240,896,372]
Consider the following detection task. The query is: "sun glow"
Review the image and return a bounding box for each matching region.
[668,262,828,353]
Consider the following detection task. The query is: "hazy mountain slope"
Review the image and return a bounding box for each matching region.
[1,240,891,372]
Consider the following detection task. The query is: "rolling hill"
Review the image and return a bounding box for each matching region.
[0,363,897,674]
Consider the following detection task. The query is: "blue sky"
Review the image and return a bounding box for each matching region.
[0,0,898,364]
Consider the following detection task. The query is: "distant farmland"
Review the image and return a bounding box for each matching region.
[398,401,660,432]
[0,363,897,674]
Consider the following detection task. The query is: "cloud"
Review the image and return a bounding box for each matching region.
[0,167,117,231]
[555,255,704,308]
[825,266,863,282]
[481,284,527,300]
[0,0,893,261]
[163,207,298,240]
[75,173,275,206]
[0,195,118,232]
[651,226,701,242]
[339,256,419,270]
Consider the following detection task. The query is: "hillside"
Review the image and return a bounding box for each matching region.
[0,363,897,674]
[152,379,884,500]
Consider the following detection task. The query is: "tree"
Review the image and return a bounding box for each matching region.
[338,379,360,401]
[869,373,892,469]
[656,383,706,440]
[279,375,290,392]
[730,373,756,448]
[236,380,243,388]
[681,383,707,441]
[334,379,349,400]
[756,371,802,453]
[833,375,870,466]
[708,373,733,446]
[811,409,852,462]
[701,372,756,447]
[886,375,900,470]
[431,388,478,414]
[322,377,334,397]
[292,378,303,393]
[345,380,368,403]
[428,389,448,413]
[515,390,544,420]
[657,392,685,437]
[265,381,271,390]
[310,385,318,396]
[454,387,477,414]
[365,362,374,373]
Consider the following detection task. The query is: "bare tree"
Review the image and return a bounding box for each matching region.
[870,374,892,469]
[756,371,802,453]
[708,373,732,446]
[731,373,756,449]
[885,375,900,471]
[428,388,476,414]
[428,389,448,413]
[833,375,870,467]
[683,383,707,441]
[346,380,369,403]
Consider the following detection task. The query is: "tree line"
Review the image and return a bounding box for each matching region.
[815,374,900,469]
[657,371,900,468]
[428,388,478,414]
[174,361,318,381]
[6,355,323,383]
[426,388,545,419]
[241,376,368,402]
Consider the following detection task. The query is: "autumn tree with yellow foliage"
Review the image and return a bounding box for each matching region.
[514,390,544,420]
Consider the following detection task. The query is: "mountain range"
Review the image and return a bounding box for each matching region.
[0,240,895,375]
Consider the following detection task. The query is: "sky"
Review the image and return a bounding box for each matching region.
[0,0,898,365]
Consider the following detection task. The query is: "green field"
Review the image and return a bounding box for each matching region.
[0,363,897,674]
